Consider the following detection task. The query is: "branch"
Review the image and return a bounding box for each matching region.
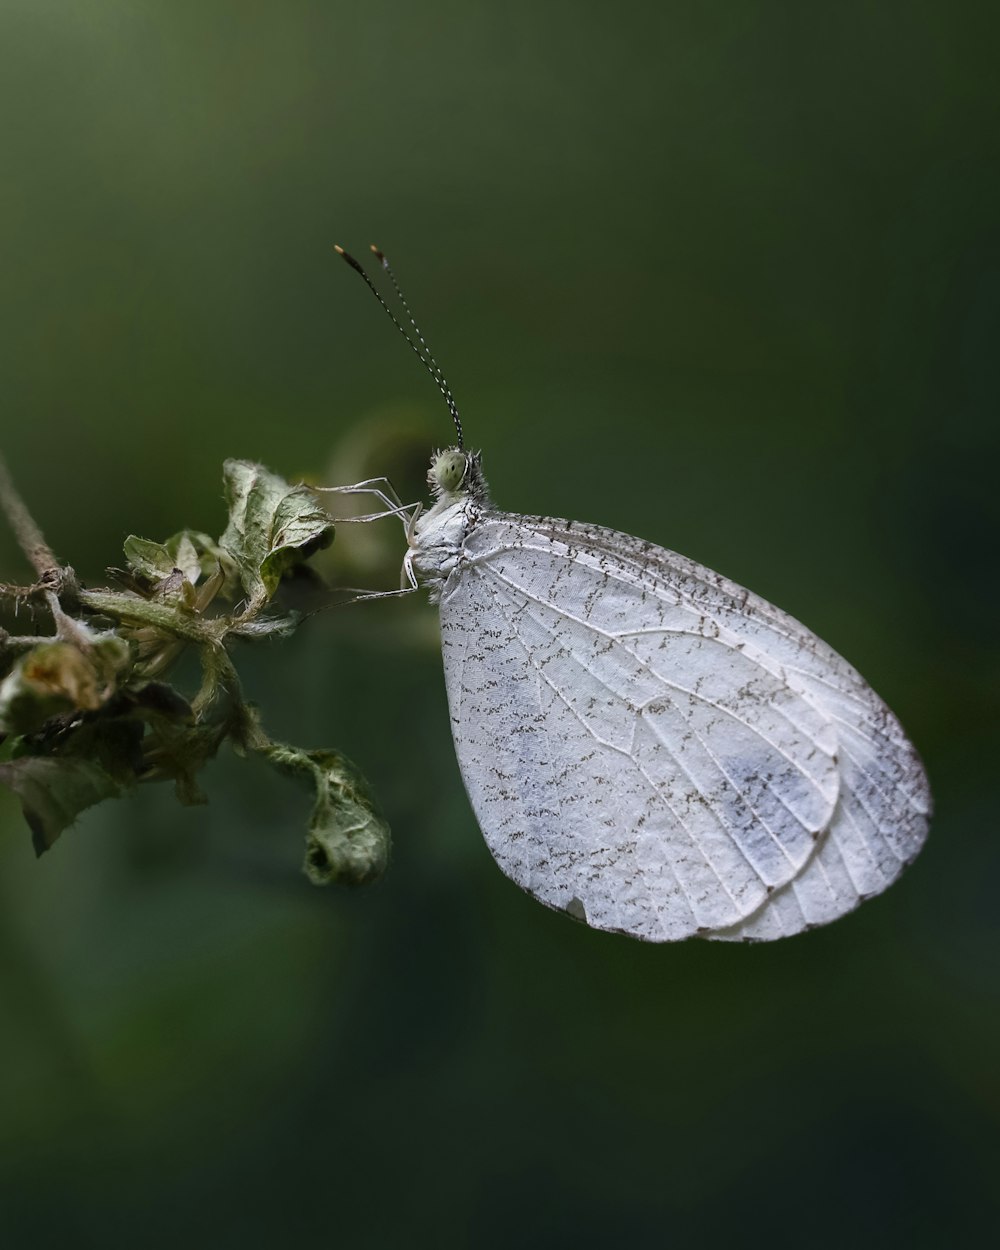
[0,581,49,601]
[0,451,60,580]
[0,629,51,652]
[0,451,89,647]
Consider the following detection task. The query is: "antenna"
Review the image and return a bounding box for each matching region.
[334,244,464,449]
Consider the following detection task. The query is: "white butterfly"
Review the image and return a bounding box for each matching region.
[404,448,930,941]
[335,246,931,942]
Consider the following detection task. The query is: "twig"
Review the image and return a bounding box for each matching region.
[0,629,54,653]
[0,450,89,647]
[0,581,46,600]
[0,451,60,580]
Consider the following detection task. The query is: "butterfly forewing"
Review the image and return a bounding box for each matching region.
[436,510,928,941]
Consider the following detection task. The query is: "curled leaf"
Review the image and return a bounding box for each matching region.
[0,635,129,734]
[261,742,390,886]
[220,460,334,610]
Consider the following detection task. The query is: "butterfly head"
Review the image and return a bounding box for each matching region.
[427,446,488,503]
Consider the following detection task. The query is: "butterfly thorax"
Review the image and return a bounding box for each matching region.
[409,448,490,603]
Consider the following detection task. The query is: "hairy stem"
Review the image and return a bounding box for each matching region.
[0,451,60,580]
[0,582,45,600]
[77,588,226,643]
[0,452,91,646]
[0,629,55,652]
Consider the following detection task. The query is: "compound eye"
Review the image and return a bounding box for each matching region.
[430,449,467,493]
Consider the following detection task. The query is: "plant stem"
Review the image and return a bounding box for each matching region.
[0,630,55,653]
[77,588,224,643]
[0,452,92,646]
[0,582,45,600]
[0,451,60,581]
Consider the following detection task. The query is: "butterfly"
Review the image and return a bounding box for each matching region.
[335,245,931,941]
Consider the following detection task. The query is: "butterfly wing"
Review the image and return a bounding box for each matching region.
[438,512,930,942]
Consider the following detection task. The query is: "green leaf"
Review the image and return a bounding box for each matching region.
[1,754,132,855]
[123,535,176,582]
[262,742,390,886]
[219,461,334,609]
[163,530,233,587]
[125,529,232,585]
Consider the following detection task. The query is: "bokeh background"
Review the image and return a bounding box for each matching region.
[1,2,997,1246]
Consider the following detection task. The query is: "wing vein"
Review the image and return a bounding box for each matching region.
[477,569,775,918]
[480,575,723,929]
[479,563,835,825]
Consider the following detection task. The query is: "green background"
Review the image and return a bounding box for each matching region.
[1,2,997,1246]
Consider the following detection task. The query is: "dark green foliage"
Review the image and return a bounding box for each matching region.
[0,460,387,883]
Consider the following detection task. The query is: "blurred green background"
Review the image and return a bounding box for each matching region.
[1,2,997,1246]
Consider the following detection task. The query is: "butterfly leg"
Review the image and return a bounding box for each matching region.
[309,480,424,604]
[315,477,419,534]
[400,502,425,590]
